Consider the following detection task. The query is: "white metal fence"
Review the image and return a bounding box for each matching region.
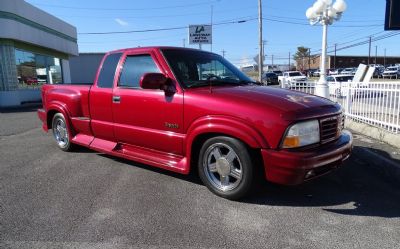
[282,81,400,134]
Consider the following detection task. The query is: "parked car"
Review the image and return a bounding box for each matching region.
[263,72,279,85]
[368,64,385,78]
[37,75,48,84]
[382,66,400,79]
[329,68,342,75]
[341,67,357,75]
[272,70,283,76]
[373,67,385,78]
[37,46,352,200]
[278,71,308,87]
[22,76,38,85]
[313,70,321,77]
[327,75,354,97]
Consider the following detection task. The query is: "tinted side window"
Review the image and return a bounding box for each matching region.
[97,53,122,88]
[119,55,160,88]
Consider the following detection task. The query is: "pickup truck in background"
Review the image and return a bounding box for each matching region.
[38,47,352,200]
[278,71,308,87]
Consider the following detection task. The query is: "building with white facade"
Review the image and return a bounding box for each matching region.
[0,0,78,107]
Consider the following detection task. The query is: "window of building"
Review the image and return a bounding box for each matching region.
[15,49,63,88]
[118,55,160,88]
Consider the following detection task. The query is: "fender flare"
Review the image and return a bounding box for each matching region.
[184,115,269,173]
[46,101,75,136]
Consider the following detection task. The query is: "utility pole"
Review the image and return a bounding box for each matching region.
[308,48,311,70]
[375,45,378,64]
[384,48,387,67]
[258,0,263,83]
[368,36,371,65]
[221,50,226,58]
[272,54,274,68]
[262,40,267,70]
[334,43,337,69]
[262,40,267,59]
[210,5,213,52]
[183,39,185,48]
[288,52,291,71]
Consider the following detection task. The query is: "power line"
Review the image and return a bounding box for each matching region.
[309,32,400,56]
[310,31,387,54]
[78,18,256,35]
[30,1,219,11]
[267,14,383,23]
[332,32,400,53]
[262,17,382,28]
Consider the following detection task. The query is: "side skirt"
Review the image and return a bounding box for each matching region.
[87,137,188,175]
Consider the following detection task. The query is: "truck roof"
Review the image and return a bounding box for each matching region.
[108,46,206,54]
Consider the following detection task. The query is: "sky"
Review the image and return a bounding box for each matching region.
[25,0,399,66]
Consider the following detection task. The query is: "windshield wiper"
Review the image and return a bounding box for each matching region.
[186,82,212,88]
[238,80,260,85]
[186,78,259,88]
[187,80,239,88]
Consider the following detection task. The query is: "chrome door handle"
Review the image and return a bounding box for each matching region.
[113,96,121,103]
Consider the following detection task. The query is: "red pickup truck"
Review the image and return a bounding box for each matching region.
[38,47,352,200]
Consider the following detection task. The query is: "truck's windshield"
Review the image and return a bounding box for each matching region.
[162,49,254,88]
[288,72,302,77]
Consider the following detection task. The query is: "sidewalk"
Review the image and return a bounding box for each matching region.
[350,130,400,187]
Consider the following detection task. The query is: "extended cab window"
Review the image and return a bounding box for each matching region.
[97,53,122,88]
[118,55,160,88]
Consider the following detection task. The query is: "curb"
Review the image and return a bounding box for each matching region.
[0,102,42,113]
[345,119,400,149]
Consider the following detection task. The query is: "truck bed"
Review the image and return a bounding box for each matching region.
[41,83,92,119]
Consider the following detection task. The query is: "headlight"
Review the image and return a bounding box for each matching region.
[282,120,320,148]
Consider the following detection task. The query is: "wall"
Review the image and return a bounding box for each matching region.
[0,89,41,107]
[0,0,78,56]
[0,0,78,107]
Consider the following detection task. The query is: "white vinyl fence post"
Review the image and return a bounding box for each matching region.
[345,86,351,115]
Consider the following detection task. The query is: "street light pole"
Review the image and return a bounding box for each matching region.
[258,0,263,83]
[317,15,329,98]
[334,43,337,69]
[306,0,347,98]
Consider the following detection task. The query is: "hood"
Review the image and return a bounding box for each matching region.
[187,85,341,121]
[290,76,307,80]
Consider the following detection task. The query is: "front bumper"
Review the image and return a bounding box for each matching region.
[261,130,353,185]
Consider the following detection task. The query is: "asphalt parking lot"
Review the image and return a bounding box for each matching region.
[1,107,400,249]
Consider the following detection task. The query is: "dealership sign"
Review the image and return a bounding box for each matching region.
[189,25,212,44]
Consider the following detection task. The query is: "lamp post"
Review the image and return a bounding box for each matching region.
[306,0,347,98]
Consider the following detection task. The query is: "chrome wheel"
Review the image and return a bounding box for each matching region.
[203,143,243,192]
[52,116,69,148]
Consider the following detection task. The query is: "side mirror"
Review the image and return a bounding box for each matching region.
[140,73,168,90]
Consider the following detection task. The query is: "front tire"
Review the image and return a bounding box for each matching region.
[52,113,74,152]
[198,136,254,200]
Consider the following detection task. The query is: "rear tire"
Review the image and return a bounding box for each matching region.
[52,113,74,152]
[198,136,254,200]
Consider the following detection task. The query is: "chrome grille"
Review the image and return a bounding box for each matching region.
[320,115,340,144]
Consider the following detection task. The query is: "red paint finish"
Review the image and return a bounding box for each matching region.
[262,130,352,185]
[38,46,352,186]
